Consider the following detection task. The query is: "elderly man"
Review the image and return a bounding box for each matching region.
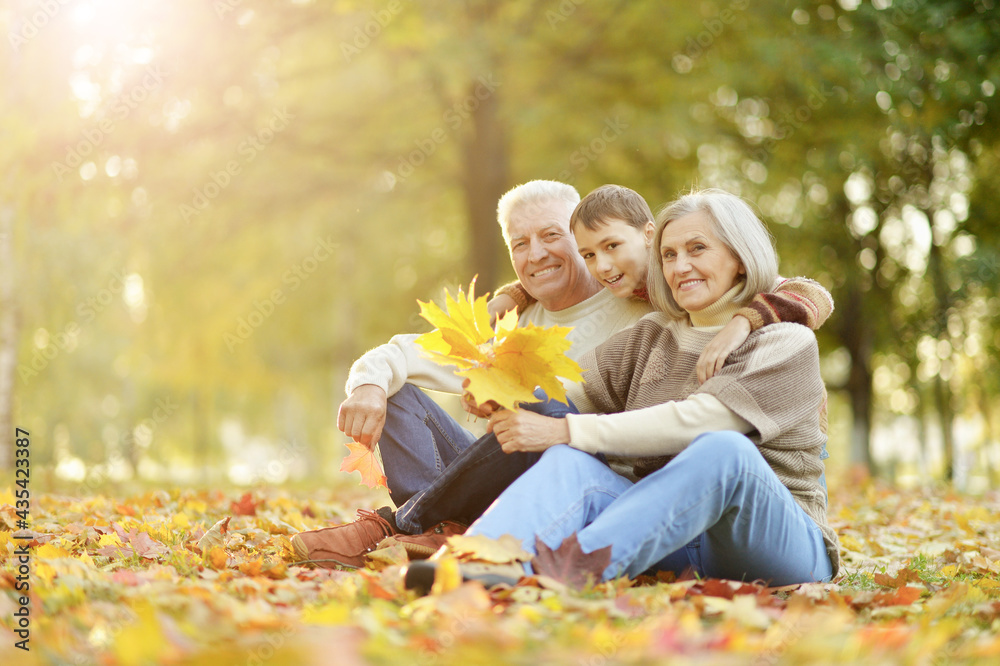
[292,180,652,568]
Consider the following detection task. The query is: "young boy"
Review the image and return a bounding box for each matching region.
[489,184,833,382]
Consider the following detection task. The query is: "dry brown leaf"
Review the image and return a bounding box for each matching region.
[874,567,923,588]
[365,540,409,569]
[533,534,610,590]
[197,516,231,553]
[445,534,532,564]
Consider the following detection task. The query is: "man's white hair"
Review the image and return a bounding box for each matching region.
[496,180,580,247]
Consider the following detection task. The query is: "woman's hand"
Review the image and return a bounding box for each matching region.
[488,409,570,453]
[697,314,751,384]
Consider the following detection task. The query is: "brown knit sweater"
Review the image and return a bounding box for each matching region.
[574,313,840,577]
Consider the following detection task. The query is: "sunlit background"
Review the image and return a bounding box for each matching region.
[2,0,999,492]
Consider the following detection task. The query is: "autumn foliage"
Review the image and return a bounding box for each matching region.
[415,279,584,410]
[2,483,1000,664]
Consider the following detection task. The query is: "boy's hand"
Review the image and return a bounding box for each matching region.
[697,315,751,384]
[337,384,387,447]
[461,378,500,418]
[486,293,518,325]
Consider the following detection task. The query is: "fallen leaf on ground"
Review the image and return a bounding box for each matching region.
[533,534,610,590]
[197,516,231,552]
[874,567,923,588]
[230,492,258,516]
[446,534,533,564]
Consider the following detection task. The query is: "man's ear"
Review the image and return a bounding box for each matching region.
[644,220,655,245]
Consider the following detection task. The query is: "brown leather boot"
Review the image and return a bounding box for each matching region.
[291,507,399,569]
[390,521,467,560]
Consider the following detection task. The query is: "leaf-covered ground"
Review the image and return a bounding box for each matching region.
[2,481,1000,665]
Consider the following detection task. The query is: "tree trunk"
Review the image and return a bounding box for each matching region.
[926,239,956,481]
[0,205,17,470]
[907,368,931,480]
[461,78,509,292]
[975,379,998,487]
[841,277,875,474]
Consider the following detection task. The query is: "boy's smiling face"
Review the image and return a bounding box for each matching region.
[573,218,655,298]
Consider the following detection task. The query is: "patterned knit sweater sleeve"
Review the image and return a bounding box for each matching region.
[493,280,535,312]
[737,276,834,332]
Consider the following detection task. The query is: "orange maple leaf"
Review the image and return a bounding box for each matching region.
[415,278,584,410]
[340,442,388,489]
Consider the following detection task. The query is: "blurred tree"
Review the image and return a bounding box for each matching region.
[3,0,999,487]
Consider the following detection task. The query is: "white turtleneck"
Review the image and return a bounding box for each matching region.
[565,285,753,457]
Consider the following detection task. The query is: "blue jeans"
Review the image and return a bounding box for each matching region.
[468,431,833,586]
[378,385,479,507]
[381,385,577,532]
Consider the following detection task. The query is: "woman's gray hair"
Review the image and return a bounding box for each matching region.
[496,180,580,247]
[647,188,778,319]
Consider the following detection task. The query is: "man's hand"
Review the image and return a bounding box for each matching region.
[460,377,500,418]
[487,293,518,325]
[337,384,388,448]
[697,314,751,384]
[488,409,570,453]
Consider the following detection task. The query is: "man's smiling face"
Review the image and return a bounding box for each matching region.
[506,198,599,311]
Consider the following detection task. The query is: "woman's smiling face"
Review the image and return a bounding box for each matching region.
[660,210,745,313]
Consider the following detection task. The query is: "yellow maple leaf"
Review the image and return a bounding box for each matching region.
[98,533,123,548]
[238,557,263,577]
[339,441,388,489]
[207,546,229,570]
[415,279,584,410]
[36,543,73,559]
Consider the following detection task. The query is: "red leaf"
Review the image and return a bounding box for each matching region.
[533,534,611,590]
[230,492,258,516]
[130,532,170,560]
[96,545,135,560]
[851,585,924,609]
[699,579,738,599]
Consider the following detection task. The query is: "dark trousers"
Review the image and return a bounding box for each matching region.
[392,389,577,534]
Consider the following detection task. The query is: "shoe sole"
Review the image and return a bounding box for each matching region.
[290,534,362,570]
[399,541,439,559]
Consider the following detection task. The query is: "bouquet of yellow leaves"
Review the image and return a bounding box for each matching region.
[415,279,584,410]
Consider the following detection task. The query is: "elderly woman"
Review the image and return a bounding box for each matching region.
[464,189,839,585]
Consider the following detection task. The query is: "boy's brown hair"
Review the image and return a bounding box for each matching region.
[569,184,654,233]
